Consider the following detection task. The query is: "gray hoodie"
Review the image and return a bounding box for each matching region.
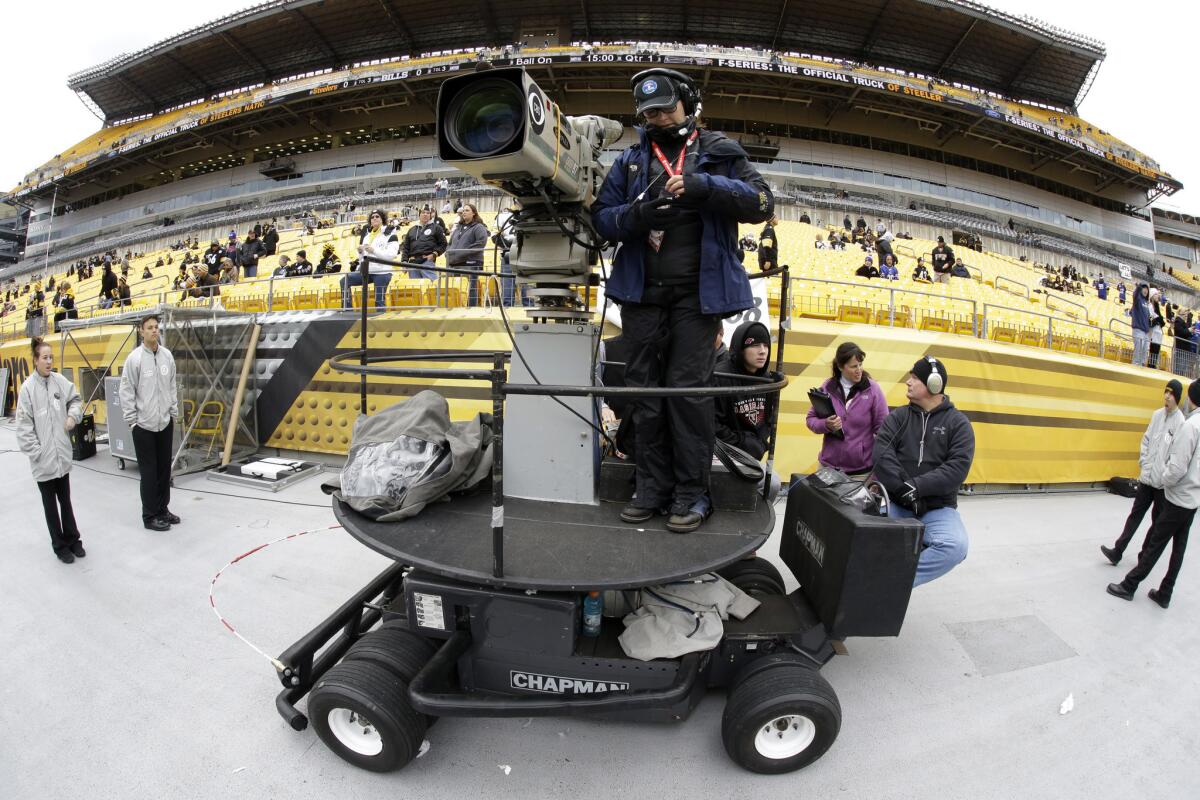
[17,371,82,482]
[119,343,179,432]
[1162,408,1200,509]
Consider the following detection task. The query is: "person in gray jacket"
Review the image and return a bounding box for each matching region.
[1102,379,1183,565]
[17,338,86,563]
[446,204,489,307]
[1108,379,1200,608]
[118,314,180,532]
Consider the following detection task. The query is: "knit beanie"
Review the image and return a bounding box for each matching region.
[1166,379,1183,405]
[911,356,948,393]
[1188,380,1200,409]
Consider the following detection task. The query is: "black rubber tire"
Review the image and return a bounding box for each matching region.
[717,557,787,597]
[307,660,427,773]
[344,625,439,726]
[722,663,841,774]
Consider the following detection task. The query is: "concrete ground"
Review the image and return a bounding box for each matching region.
[0,422,1196,799]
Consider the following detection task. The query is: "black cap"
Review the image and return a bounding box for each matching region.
[1167,379,1183,404]
[911,356,948,393]
[1188,380,1200,409]
[937,235,945,243]
[633,74,680,116]
[742,327,771,348]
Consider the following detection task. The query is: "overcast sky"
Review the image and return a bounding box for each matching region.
[1,0,1194,211]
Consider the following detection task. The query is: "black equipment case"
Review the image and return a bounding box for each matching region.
[780,474,923,639]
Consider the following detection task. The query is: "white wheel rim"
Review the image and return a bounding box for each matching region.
[754,714,816,760]
[326,708,383,756]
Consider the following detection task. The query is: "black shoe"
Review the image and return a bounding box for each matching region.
[620,505,656,524]
[1148,589,1171,609]
[667,510,706,534]
[69,541,86,558]
[1100,545,1121,566]
[56,549,76,564]
[1106,582,1135,601]
[144,518,171,532]
[162,511,181,525]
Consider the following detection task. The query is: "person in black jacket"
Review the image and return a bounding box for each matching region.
[99,264,118,309]
[262,222,279,256]
[238,230,266,279]
[757,217,778,272]
[401,209,447,280]
[872,356,975,587]
[315,243,342,275]
[930,236,955,284]
[855,255,879,279]
[715,320,774,459]
[202,240,222,272]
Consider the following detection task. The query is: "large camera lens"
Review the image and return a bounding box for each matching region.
[446,79,525,157]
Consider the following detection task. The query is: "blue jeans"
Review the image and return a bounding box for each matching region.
[888,504,969,587]
[341,271,392,310]
[243,263,257,279]
[500,253,516,307]
[406,268,438,280]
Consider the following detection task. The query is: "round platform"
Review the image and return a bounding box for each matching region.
[334,493,774,591]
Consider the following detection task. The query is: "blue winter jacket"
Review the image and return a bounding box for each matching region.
[592,127,774,317]
[1130,283,1151,333]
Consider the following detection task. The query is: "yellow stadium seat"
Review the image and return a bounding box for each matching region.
[837,305,872,324]
[990,326,1018,344]
[919,315,952,333]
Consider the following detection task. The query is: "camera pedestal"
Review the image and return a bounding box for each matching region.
[503,322,600,505]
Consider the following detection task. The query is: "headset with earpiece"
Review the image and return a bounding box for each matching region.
[630,68,702,117]
[924,357,944,394]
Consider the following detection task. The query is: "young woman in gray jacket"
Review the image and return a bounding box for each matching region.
[17,338,86,563]
[446,204,489,307]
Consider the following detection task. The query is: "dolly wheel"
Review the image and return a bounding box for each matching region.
[308,660,427,773]
[722,664,841,774]
[717,557,786,597]
[344,624,439,726]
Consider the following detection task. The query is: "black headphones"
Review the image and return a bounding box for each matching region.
[630,68,702,116]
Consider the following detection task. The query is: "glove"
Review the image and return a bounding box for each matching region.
[630,197,695,231]
[900,481,926,516]
[672,175,712,208]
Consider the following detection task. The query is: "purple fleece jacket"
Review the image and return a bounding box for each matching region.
[805,376,890,473]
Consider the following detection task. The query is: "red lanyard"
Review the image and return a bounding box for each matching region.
[651,130,698,178]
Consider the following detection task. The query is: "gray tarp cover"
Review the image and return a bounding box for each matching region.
[323,390,493,521]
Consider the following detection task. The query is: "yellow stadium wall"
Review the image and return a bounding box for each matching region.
[2,312,1166,484]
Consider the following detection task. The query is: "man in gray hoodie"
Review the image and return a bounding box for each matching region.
[872,356,976,587]
[118,314,180,532]
[1102,379,1184,565]
[17,338,85,563]
[1108,379,1200,608]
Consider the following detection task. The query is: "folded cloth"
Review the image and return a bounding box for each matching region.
[618,574,760,661]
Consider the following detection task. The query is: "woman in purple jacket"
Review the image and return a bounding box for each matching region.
[805,342,890,476]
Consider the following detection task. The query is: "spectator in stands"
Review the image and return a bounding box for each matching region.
[315,243,341,275]
[843,215,852,231]
[856,216,866,231]
[446,204,489,307]
[172,264,189,290]
[344,209,401,311]
[17,338,86,564]
[1095,275,1108,301]
[1107,379,1200,609]
[52,283,76,333]
[273,256,293,278]
[401,208,447,281]
[592,67,773,534]
[1102,380,1183,566]
[758,217,778,271]
[798,212,810,224]
[26,283,46,338]
[875,227,895,263]
[814,234,827,250]
[141,264,153,280]
[493,202,521,306]
[239,230,266,279]
[218,258,238,286]
[855,255,879,279]
[263,222,279,256]
[874,219,886,237]
[739,233,757,253]
[805,341,889,476]
[715,321,777,460]
[202,241,222,272]
[912,257,931,283]
[1174,312,1197,374]
[879,254,900,281]
[873,357,975,587]
[292,250,313,277]
[116,277,132,308]
[119,314,179,532]
[1149,289,1166,369]
[951,258,971,279]
[1131,283,1152,367]
[930,236,954,283]
[99,263,117,309]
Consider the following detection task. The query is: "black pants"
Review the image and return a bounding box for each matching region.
[131,420,173,523]
[1121,496,1194,598]
[621,285,721,513]
[1113,483,1163,557]
[37,475,80,554]
[1148,341,1162,369]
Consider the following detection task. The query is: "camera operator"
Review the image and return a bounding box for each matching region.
[593,68,774,534]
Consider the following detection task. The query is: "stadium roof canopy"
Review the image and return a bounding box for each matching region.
[69,0,1105,121]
